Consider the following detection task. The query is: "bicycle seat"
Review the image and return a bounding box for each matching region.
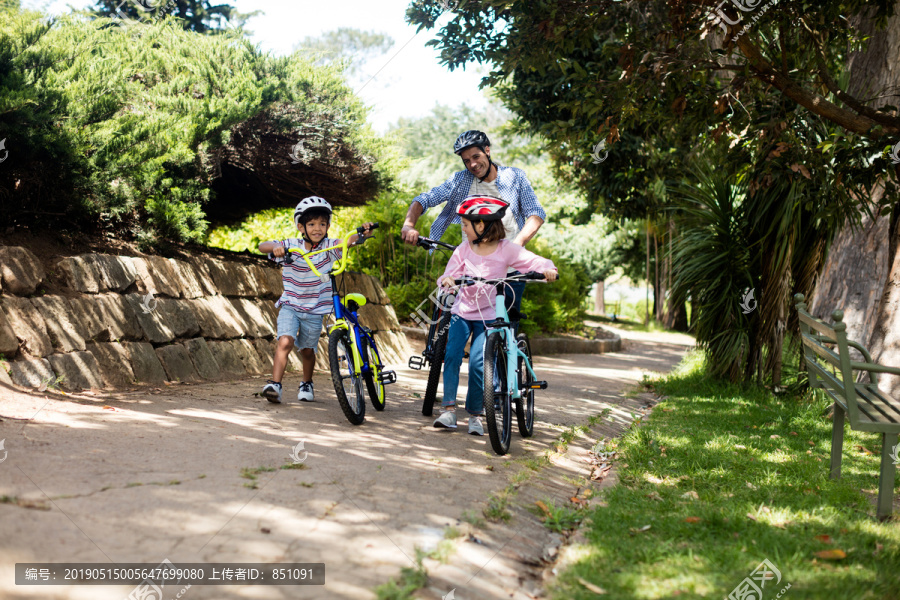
[344,293,367,312]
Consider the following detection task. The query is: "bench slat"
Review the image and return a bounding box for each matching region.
[802,334,843,368]
[854,385,900,424]
[799,311,837,339]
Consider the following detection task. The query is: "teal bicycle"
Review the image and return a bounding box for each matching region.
[455,272,549,455]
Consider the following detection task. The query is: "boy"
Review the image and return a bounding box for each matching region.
[258,196,373,403]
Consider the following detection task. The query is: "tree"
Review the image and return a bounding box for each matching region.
[296,28,395,77]
[92,0,255,33]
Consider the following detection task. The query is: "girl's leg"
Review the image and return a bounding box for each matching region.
[464,321,488,416]
[440,316,472,409]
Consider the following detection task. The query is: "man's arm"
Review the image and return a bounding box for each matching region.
[513,215,544,246]
[400,202,424,244]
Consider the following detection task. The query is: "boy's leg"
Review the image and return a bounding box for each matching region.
[265,306,303,403]
[271,336,294,382]
[296,312,324,402]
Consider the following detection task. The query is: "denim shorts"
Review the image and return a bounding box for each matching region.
[276,306,325,352]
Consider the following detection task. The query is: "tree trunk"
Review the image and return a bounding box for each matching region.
[594,279,605,314]
[812,4,900,392]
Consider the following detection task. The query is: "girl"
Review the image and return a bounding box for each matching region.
[434,196,557,435]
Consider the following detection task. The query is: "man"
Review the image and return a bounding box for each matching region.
[400,130,547,310]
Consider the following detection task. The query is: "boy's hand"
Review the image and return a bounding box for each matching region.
[440,276,456,288]
[272,245,287,258]
[361,222,376,236]
[544,270,558,282]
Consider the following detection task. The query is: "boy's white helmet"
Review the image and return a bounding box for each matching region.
[293,196,332,226]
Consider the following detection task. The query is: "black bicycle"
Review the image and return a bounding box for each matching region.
[405,236,457,416]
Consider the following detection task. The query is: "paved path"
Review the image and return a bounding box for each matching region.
[0,327,692,599]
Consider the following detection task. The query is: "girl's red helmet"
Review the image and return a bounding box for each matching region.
[457,196,508,221]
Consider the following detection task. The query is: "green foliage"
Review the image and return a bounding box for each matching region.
[0,7,388,244]
[91,0,257,33]
[296,28,394,77]
[519,238,592,336]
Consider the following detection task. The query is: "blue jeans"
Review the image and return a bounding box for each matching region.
[442,315,486,416]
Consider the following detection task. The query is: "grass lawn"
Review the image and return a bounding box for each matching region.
[553,351,900,599]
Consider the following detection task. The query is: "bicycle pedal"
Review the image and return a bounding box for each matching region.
[408,356,424,370]
[527,380,548,390]
[379,370,397,385]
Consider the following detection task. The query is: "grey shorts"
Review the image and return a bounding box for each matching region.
[276,306,325,352]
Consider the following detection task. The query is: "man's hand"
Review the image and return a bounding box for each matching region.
[401,225,420,245]
[543,270,558,282]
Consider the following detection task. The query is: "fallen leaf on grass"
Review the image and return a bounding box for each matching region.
[647,491,663,501]
[856,445,875,455]
[808,440,815,446]
[685,516,702,523]
[102,405,118,411]
[815,535,832,543]
[875,542,884,555]
[629,525,651,535]
[770,434,781,439]
[815,549,847,560]
[790,431,798,436]
[681,491,699,500]
[576,577,607,594]
[746,482,757,490]
[535,501,552,518]
[746,513,757,522]
[734,444,747,450]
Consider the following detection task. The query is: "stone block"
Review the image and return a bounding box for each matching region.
[0,246,45,295]
[183,338,221,380]
[57,255,102,294]
[86,342,136,388]
[123,294,176,344]
[187,296,244,339]
[206,340,246,376]
[131,256,182,298]
[171,260,206,299]
[122,342,168,384]
[185,259,218,296]
[0,304,19,356]
[93,294,143,341]
[0,361,12,386]
[0,297,53,357]
[230,339,266,375]
[154,298,200,339]
[67,297,109,342]
[251,338,274,374]
[257,300,278,336]
[263,267,284,298]
[47,351,104,391]
[7,358,55,389]
[202,257,258,297]
[29,296,86,353]
[357,304,395,332]
[247,264,275,298]
[313,335,329,371]
[155,344,200,382]
[89,254,137,292]
[229,298,273,338]
[371,274,390,304]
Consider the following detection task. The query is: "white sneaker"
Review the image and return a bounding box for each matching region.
[262,380,282,404]
[468,416,484,436]
[433,409,457,429]
[297,381,315,402]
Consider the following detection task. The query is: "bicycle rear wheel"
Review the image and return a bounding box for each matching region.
[515,333,535,438]
[328,329,365,425]
[483,331,512,455]
[423,308,452,416]
[362,336,386,411]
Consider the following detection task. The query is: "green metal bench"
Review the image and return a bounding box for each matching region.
[794,294,900,520]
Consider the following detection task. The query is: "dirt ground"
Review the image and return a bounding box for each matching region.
[0,326,693,600]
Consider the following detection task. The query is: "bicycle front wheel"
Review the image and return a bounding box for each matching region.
[423,308,452,416]
[483,331,512,455]
[362,336,386,411]
[515,333,535,438]
[328,329,366,425]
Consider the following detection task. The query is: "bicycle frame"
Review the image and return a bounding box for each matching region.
[487,284,539,400]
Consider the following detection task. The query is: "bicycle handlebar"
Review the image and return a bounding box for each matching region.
[452,271,552,286]
[284,222,380,277]
[416,236,456,251]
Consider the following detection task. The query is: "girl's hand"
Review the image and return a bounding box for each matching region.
[440,276,456,288]
[544,269,558,282]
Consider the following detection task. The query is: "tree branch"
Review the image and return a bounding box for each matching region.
[734,34,900,137]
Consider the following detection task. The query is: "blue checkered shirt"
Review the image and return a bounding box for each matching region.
[412,165,546,242]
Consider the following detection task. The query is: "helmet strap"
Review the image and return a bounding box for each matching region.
[471,221,490,245]
[478,157,496,183]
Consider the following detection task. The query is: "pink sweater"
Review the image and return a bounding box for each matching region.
[439,240,556,321]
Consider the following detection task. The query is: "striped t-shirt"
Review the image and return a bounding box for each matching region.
[268,237,342,315]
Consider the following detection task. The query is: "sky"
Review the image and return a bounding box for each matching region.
[21,0,490,132]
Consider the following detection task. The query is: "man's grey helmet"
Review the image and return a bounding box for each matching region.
[453,130,491,155]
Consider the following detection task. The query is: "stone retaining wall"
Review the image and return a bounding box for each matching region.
[0,246,411,391]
